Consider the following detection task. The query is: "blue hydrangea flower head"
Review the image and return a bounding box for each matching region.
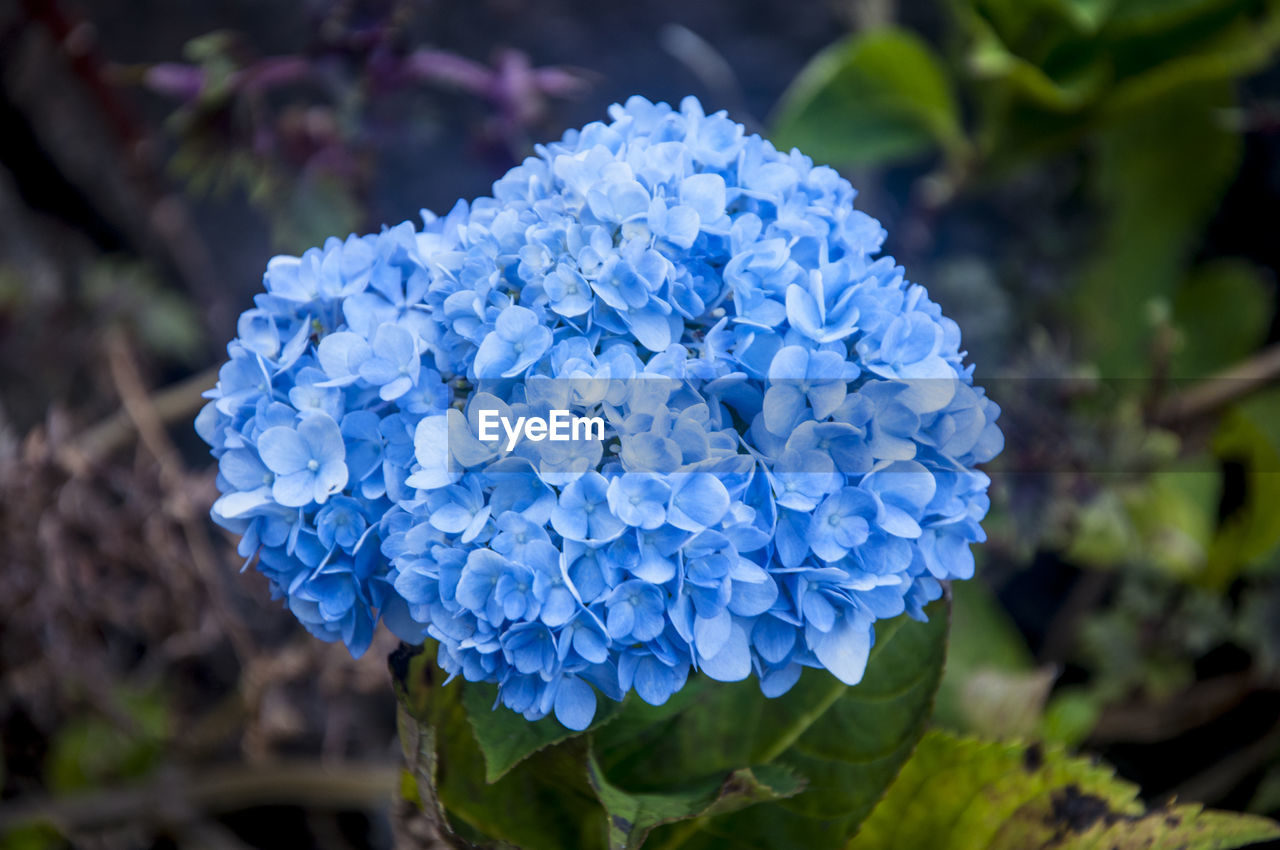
[199,96,1002,729]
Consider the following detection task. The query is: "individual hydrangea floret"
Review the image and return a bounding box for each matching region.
[198,96,1003,730]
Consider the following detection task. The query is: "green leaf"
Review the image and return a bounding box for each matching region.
[0,823,65,850]
[1077,80,1241,374]
[771,29,965,167]
[82,260,205,363]
[463,680,621,783]
[1041,687,1105,747]
[392,601,947,850]
[935,578,1053,739]
[963,10,1111,111]
[1101,1,1280,113]
[271,174,365,254]
[1128,469,1222,579]
[1107,0,1267,35]
[1206,390,1280,586]
[1062,463,1220,579]
[587,750,802,850]
[949,576,1035,672]
[47,687,169,793]
[1172,260,1274,377]
[960,0,1280,115]
[965,0,1119,38]
[850,730,1280,849]
[392,644,608,850]
[613,600,949,849]
[1247,764,1280,815]
[1055,0,1118,32]
[954,0,1279,170]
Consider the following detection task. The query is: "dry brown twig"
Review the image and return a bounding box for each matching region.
[1156,342,1280,424]
[55,361,218,475]
[0,760,398,836]
[98,329,255,664]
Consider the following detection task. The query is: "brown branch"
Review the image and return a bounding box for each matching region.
[56,362,218,474]
[177,820,259,850]
[0,761,399,834]
[1172,714,1280,805]
[1090,671,1266,745]
[1155,342,1280,425]
[96,331,255,663]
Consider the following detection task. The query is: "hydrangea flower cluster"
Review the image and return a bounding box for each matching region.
[199,96,1002,729]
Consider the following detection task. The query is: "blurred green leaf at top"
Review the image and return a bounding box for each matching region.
[771,29,967,167]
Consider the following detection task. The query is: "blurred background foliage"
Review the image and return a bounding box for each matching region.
[5,0,1280,847]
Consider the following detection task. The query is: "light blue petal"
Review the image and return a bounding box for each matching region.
[273,470,315,508]
[633,656,677,705]
[541,588,577,628]
[753,617,796,664]
[693,608,731,658]
[606,599,636,640]
[625,305,674,352]
[313,459,348,502]
[762,385,805,436]
[372,322,416,364]
[679,173,726,224]
[876,501,922,538]
[759,662,802,698]
[728,575,777,617]
[774,509,810,568]
[808,612,870,686]
[667,473,730,532]
[767,345,810,381]
[317,332,371,385]
[298,414,345,464]
[573,624,609,663]
[258,427,309,475]
[496,305,539,340]
[221,449,269,490]
[698,621,751,682]
[213,488,274,519]
[429,503,475,534]
[554,677,596,731]
[408,415,454,491]
[807,381,847,420]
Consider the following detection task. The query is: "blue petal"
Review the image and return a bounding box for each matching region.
[258,427,309,475]
[406,415,454,491]
[808,611,871,686]
[554,676,597,731]
[693,608,732,658]
[273,470,316,508]
[297,414,345,464]
[679,173,726,224]
[667,473,731,532]
[759,662,803,698]
[317,332,371,386]
[753,617,796,664]
[633,656,678,705]
[762,385,806,436]
[698,621,751,682]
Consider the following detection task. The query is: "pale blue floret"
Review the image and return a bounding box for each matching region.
[198,95,1002,725]
[257,414,348,508]
[606,473,672,530]
[474,305,552,379]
